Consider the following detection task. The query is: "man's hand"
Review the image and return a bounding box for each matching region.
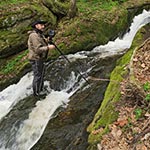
[47,44,55,50]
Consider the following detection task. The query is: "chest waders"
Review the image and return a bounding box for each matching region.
[30,59,46,96]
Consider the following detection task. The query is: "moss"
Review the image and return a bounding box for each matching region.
[0,50,28,74]
[54,5,129,56]
[0,0,28,5]
[87,25,147,149]
[87,61,126,143]
[0,50,30,90]
[0,1,57,58]
[55,0,150,56]
[30,3,57,26]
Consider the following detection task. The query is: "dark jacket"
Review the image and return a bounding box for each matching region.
[28,30,48,60]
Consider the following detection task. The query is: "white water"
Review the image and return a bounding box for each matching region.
[0,73,33,120]
[0,9,149,150]
[92,10,150,56]
[13,91,71,150]
[11,71,85,150]
[0,71,85,150]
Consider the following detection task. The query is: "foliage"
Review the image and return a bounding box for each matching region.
[145,94,150,101]
[143,82,150,91]
[78,0,128,11]
[143,82,150,101]
[1,51,28,74]
[134,108,142,120]
[79,0,127,3]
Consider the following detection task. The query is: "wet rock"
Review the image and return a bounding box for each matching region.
[31,55,119,150]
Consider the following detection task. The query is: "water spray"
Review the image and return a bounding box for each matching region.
[48,30,90,85]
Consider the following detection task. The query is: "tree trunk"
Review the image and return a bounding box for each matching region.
[68,0,77,19]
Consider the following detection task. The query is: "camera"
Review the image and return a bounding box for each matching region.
[48,30,55,44]
[48,30,55,39]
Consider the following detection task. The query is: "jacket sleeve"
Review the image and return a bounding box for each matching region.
[29,33,48,54]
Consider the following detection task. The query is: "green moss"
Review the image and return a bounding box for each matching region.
[0,0,28,5]
[55,5,128,55]
[87,60,127,147]
[77,0,123,14]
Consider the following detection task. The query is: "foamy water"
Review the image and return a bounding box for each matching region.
[13,90,71,150]
[0,73,33,120]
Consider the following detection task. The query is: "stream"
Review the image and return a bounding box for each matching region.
[0,10,149,150]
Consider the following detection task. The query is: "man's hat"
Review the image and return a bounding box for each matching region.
[31,20,47,28]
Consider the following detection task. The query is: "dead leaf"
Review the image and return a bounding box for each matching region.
[114,119,128,127]
[136,144,147,150]
[116,130,122,137]
[133,58,138,62]
[141,63,146,68]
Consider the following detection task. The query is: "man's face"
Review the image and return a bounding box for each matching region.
[35,23,45,31]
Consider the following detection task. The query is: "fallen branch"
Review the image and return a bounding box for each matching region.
[88,76,120,84]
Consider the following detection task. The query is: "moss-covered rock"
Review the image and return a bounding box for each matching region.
[0,1,57,58]
[50,0,150,58]
[53,6,128,55]
[41,0,70,17]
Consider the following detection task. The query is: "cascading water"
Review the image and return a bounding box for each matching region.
[0,9,149,150]
[0,71,85,150]
[92,10,150,54]
[0,73,33,120]
[67,9,150,59]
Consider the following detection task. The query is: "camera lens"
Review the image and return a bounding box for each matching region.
[49,30,55,37]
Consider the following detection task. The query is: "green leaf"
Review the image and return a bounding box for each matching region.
[145,94,150,101]
[143,82,150,91]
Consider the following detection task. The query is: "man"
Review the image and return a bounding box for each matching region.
[28,20,55,97]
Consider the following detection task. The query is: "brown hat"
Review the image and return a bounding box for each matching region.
[31,20,47,28]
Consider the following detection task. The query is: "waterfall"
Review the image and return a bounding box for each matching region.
[0,9,149,150]
[67,9,150,60]
[0,71,85,150]
[92,10,150,55]
[11,72,85,150]
[0,73,33,120]
[12,91,71,150]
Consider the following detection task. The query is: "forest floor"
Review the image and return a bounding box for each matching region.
[97,30,150,150]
